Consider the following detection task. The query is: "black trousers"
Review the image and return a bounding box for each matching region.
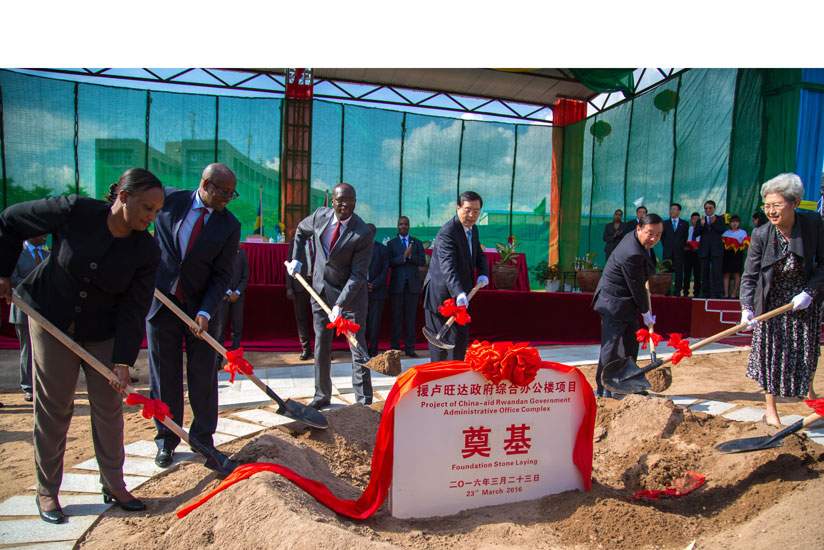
[292,289,313,354]
[682,250,701,297]
[366,295,386,357]
[596,312,640,395]
[217,296,244,350]
[670,252,685,297]
[700,255,723,298]
[425,308,469,362]
[390,291,419,352]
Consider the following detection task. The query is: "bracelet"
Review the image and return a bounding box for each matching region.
[113,363,130,370]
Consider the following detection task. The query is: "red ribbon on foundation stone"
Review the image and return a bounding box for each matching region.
[224,347,254,384]
[465,340,541,386]
[667,333,692,365]
[635,328,663,349]
[804,399,824,417]
[125,393,172,421]
[438,299,471,325]
[326,316,360,337]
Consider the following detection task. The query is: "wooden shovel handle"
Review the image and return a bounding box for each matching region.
[442,280,484,331]
[13,293,192,445]
[644,280,657,356]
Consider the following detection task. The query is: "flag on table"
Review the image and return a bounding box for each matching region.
[253,198,262,235]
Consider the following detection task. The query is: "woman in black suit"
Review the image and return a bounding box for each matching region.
[0,168,164,523]
[603,209,627,261]
[740,173,824,427]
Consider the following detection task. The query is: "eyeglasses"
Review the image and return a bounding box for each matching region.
[763,202,786,212]
[332,197,355,206]
[459,207,481,216]
[206,179,239,201]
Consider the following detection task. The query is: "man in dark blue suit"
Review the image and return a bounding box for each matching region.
[423,191,489,362]
[365,224,389,358]
[695,199,726,298]
[661,202,689,296]
[387,216,426,357]
[147,163,241,469]
[591,213,662,397]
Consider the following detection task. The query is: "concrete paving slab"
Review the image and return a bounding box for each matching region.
[232,408,293,427]
[72,456,173,478]
[0,494,110,517]
[780,414,805,426]
[289,365,315,380]
[688,400,737,416]
[29,473,149,494]
[374,389,392,401]
[0,516,100,546]
[275,386,314,400]
[670,396,699,408]
[217,389,272,410]
[5,542,76,550]
[212,433,236,447]
[216,417,265,437]
[722,407,766,423]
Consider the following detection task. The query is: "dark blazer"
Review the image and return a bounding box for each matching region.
[423,216,488,312]
[625,218,641,235]
[0,195,160,366]
[661,217,689,262]
[225,248,249,295]
[9,244,50,324]
[387,235,426,294]
[368,241,390,301]
[285,239,312,294]
[740,211,824,316]
[591,231,656,321]
[603,221,628,257]
[694,215,726,258]
[148,188,241,321]
[292,207,373,312]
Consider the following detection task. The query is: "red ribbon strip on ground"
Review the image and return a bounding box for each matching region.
[125,393,172,421]
[627,471,706,502]
[326,316,360,337]
[804,398,824,417]
[666,333,692,365]
[224,347,255,384]
[176,354,597,520]
[438,299,471,325]
[635,328,663,349]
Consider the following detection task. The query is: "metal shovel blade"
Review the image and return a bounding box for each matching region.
[714,435,786,454]
[423,326,455,350]
[275,398,329,429]
[188,438,238,477]
[602,357,651,395]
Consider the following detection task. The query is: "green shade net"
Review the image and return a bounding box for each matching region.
[763,69,802,180]
[311,100,343,210]
[570,69,635,95]
[727,69,765,232]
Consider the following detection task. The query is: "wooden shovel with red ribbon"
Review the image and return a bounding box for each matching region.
[423,280,484,350]
[12,294,238,476]
[153,289,328,429]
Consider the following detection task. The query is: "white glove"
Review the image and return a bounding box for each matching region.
[286,259,302,277]
[642,311,656,327]
[328,305,342,323]
[792,290,813,311]
[477,275,489,288]
[740,309,756,330]
[456,293,468,308]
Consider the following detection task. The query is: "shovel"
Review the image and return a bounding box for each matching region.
[715,410,824,454]
[153,289,328,429]
[284,262,402,376]
[604,302,795,395]
[12,294,237,476]
[422,280,484,350]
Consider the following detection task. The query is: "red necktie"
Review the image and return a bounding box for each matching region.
[329,221,341,251]
[176,207,207,302]
[34,248,42,265]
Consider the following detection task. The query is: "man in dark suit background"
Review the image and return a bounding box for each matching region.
[147,163,241,469]
[285,239,314,361]
[365,223,389,358]
[216,246,249,350]
[423,191,489,362]
[624,205,647,235]
[9,235,48,401]
[661,202,689,296]
[592,213,662,397]
[682,212,702,297]
[695,199,726,298]
[387,215,426,357]
[286,183,374,409]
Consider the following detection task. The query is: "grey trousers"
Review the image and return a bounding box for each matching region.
[29,319,126,497]
[14,320,33,393]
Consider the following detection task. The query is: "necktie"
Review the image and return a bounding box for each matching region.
[34,248,42,265]
[673,219,677,231]
[176,207,207,302]
[403,236,408,249]
[466,228,472,253]
[329,221,341,251]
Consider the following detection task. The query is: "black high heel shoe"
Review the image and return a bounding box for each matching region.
[102,487,147,511]
[36,495,65,524]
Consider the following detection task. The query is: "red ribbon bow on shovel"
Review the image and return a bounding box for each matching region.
[326,316,360,337]
[804,398,824,417]
[635,328,663,349]
[224,347,255,384]
[438,299,472,325]
[667,333,693,365]
[126,393,173,421]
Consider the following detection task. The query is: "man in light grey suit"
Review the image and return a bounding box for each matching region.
[286,183,374,409]
[9,235,48,401]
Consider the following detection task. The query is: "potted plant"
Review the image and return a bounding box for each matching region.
[531,261,561,292]
[418,239,433,282]
[648,258,674,296]
[491,240,520,290]
[575,253,601,293]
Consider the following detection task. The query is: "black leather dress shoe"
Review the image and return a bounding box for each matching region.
[24,392,33,402]
[154,448,173,468]
[299,350,313,361]
[405,350,419,358]
[36,496,65,524]
[102,487,147,511]
[308,398,330,410]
